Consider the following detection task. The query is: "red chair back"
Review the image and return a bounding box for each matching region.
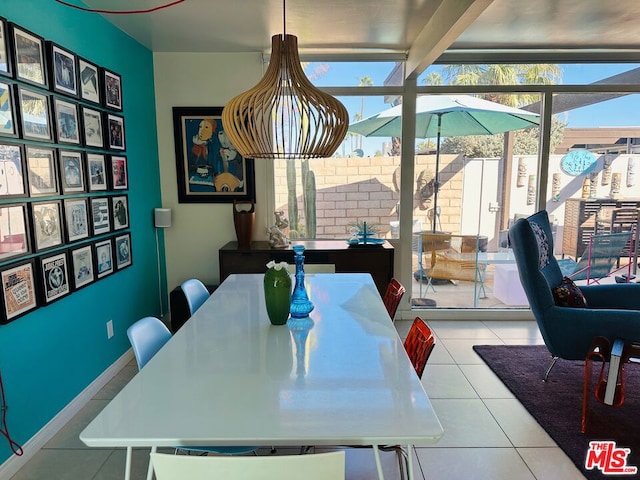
[382,278,405,320]
[403,317,435,379]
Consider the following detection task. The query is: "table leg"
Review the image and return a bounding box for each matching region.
[372,444,386,480]
[146,446,157,480]
[406,444,415,480]
[124,447,132,480]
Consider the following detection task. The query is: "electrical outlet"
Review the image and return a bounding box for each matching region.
[106,320,114,339]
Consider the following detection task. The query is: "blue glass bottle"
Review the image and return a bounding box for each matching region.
[289,245,314,318]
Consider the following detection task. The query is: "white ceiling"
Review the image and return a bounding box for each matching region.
[82,0,640,77]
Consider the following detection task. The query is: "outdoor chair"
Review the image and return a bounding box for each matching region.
[508,210,640,380]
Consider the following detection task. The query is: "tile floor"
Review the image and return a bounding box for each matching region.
[9,319,587,480]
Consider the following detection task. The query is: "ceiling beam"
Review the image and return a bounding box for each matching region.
[405,0,494,80]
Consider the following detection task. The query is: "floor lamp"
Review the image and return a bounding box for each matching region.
[154,208,172,317]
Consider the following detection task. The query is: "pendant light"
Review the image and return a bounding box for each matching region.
[221,1,349,159]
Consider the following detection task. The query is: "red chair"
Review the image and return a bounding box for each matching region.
[382,278,406,321]
[403,317,435,379]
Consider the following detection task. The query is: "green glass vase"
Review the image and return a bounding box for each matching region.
[263,267,292,325]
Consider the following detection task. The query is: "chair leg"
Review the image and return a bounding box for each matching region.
[543,356,559,382]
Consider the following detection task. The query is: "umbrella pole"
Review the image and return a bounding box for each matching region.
[432,113,442,233]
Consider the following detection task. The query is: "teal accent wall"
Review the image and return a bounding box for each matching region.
[0,0,162,463]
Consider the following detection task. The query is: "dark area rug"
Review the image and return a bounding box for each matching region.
[473,345,640,480]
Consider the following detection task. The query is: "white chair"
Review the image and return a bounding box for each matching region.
[180,278,210,315]
[150,451,345,480]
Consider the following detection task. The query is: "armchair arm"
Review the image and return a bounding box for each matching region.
[579,283,640,310]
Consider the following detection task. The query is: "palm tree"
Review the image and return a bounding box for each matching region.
[357,75,373,149]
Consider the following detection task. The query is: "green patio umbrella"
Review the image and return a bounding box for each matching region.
[349,94,541,232]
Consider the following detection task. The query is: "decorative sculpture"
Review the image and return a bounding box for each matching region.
[268,211,290,248]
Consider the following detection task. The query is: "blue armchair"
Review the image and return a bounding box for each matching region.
[508,210,640,378]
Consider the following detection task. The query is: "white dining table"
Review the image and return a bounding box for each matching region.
[80,273,443,480]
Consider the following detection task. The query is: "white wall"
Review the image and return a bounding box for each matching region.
[153,52,270,290]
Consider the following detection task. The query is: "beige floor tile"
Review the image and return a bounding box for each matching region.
[423,364,479,399]
[425,320,501,339]
[459,364,514,399]
[93,365,138,400]
[10,448,111,480]
[483,399,557,448]
[517,447,587,480]
[44,399,109,449]
[439,338,505,365]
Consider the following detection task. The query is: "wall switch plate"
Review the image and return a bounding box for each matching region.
[106,320,114,339]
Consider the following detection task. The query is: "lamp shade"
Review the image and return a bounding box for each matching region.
[221,34,349,159]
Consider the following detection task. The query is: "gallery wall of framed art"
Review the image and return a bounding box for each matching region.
[0,17,132,324]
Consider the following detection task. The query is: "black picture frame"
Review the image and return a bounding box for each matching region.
[0,17,13,78]
[0,258,38,324]
[0,81,18,138]
[58,149,85,193]
[53,97,80,145]
[26,145,58,196]
[63,197,89,243]
[114,232,132,270]
[111,194,129,230]
[30,200,63,252]
[10,23,47,87]
[105,112,125,151]
[90,196,110,235]
[0,203,30,262]
[47,42,77,97]
[0,142,27,197]
[37,250,71,304]
[86,152,107,191]
[78,57,100,104]
[81,105,103,148]
[109,154,127,190]
[94,237,113,279]
[16,85,52,141]
[102,68,122,111]
[70,243,94,290]
[172,106,255,204]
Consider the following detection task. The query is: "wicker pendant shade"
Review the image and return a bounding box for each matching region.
[221,34,349,159]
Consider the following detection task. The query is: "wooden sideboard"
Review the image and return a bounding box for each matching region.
[219,240,394,296]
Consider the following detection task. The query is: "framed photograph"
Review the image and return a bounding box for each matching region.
[38,251,70,304]
[90,196,110,235]
[16,86,52,141]
[114,232,132,270]
[110,155,127,190]
[0,143,27,197]
[0,82,17,137]
[106,113,125,150]
[59,150,85,193]
[47,42,77,97]
[63,197,89,243]
[26,145,58,196]
[0,203,30,262]
[81,106,103,148]
[102,68,122,111]
[78,57,100,104]
[53,97,80,145]
[86,152,107,191]
[10,24,47,87]
[70,244,94,290]
[94,238,113,279]
[0,18,12,77]
[0,259,38,323]
[111,194,129,230]
[30,200,63,252]
[172,106,255,203]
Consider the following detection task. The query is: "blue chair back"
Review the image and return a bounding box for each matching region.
[127,316,172,369]
[181,279,210,315]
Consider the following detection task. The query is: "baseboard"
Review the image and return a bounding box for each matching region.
[0,349,134,479]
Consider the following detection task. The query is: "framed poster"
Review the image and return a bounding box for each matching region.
[53,97,80,145]
[26,145,58,196]
[106,113,125,150]
[16,86,52,141]
[0,259,38,323]
[78,57,100,104]
[10,24,47,87]
[0,82,17,137]
[86,152,107,191]
[38,251,70,304]
[90,196,110,235]
[63,197,89,243]
[102,68,122,111]
[59,149,85,193]
[111,194,129,230]
[30,200,63,252]
[172,106,255,203]
[70,244,94,290]
[81,106,103,148]
[0,203,30,262]
[0,18,12,77]
[47,42,77,97]
[0,143,27,197]
[95,238,113,278]
[114,232,132,270]
[110,155,127,190]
